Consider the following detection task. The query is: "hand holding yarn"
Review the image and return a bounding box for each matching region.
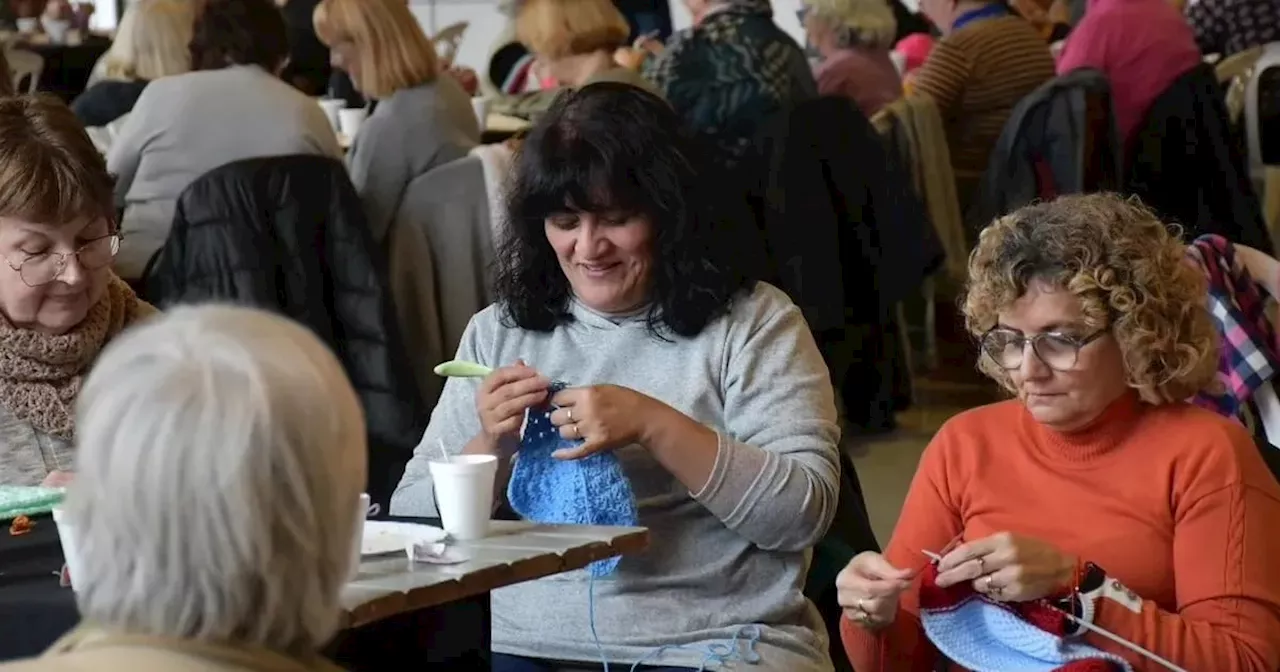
[934,531,1077,602]
[475,360,551,446]
[546,384,657,460]
[836,552,917,631]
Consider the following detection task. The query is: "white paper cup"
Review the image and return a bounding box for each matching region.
[51,508,84,591]
[317,98,343,131]
[348,493,372,579]
[427,454,497,540]
[471,97,491,131]
[338,107,367,140]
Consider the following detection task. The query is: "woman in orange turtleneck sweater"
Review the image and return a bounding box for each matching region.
[839,193,1280,671]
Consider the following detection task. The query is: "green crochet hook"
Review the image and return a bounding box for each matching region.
[433,360,494,378]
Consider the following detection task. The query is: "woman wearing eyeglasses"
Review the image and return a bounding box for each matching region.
[0,96,154,489]
[839,193,1280,671]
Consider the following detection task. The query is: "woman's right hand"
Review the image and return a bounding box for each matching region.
[475,360,551,445]
[836,552,916,631]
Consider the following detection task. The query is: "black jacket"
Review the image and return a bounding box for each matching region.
[1127,63,1271,252]
[144,154,426,512]
[967,69,1124,233]
[748,96,942,330]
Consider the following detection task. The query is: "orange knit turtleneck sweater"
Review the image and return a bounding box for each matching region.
[842,393,1280,671]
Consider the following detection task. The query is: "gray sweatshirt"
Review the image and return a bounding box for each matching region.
[391,282,840,671]
[106,65,342,279]
[347,76,481,244]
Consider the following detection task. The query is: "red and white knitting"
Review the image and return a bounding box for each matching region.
[917,562,1131,672]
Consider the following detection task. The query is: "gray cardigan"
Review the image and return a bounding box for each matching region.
[391,282,840,671]
[0,405,70,486]
[106,65,342,279]
[347,76,481,243]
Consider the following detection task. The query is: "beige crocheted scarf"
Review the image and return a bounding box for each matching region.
[0,275,156,439]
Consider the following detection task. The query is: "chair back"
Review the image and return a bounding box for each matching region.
[1244,42,1280,196]
[7,49,43,93]
[433,21,468,67]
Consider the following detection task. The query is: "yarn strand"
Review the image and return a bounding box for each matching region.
[587,571,764,671]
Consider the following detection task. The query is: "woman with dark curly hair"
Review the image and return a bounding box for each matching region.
[107,0,341,281]
[839,193,1280,671]
[392,82,841,672]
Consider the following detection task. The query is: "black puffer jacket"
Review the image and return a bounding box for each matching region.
[145,154,426,513]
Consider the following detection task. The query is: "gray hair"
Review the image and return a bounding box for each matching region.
[66,304,367,655]
[802,0,897,50]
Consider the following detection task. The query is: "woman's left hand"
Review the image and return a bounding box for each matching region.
[935,531,1077,602]
[41,470,74,488]
[547,384,658,459]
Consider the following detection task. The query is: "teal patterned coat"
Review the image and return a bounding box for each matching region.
[645,0,817,169]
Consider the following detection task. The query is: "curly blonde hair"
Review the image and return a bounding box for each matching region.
[963,194,1218,404]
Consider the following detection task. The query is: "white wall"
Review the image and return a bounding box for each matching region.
[409,0,921,73]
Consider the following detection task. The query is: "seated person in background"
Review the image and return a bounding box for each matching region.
[1009,0,1070,42]
[911,0,1054,209]
[107,0,341,281]
[840,193,1280,671]
[71,0,193,128]
[633,0,816,170]
[800,0,903,118]
[0,305,365,672]
[314,0,479,242]
[1185,0,1280,58]
[392,83,841,672]
[495,0,661,120]
[0,96,154,489]
[1056,0,1201,148]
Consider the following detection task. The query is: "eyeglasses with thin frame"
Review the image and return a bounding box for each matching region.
[1,233,121,287]
[980,327,1108,372]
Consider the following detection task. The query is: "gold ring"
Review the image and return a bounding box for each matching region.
[983,575,994,592]
[572,423,580,438]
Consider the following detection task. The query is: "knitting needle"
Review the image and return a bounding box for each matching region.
[921,550,942,563]
[1048,604,1189,672]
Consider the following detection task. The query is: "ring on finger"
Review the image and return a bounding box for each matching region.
[567,408,574,423]
[975,557,984,574]
[983,575,994,593]
[571,423,580,438]
[856,597,867,614]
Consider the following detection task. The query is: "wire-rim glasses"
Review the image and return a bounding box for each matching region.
[2,233,121,287]
[980,327,1108,372]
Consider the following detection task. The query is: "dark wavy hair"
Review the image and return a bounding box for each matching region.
[189,0,290,72]
[497,82,754,337]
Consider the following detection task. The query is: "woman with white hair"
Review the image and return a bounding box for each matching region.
[0,305,367,672]
[799,0,903,117]
[72,0,194,128]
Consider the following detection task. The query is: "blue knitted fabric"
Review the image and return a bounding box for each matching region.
[921,597,1132,671]
[507,382,639,577]
[918,565,1131,672]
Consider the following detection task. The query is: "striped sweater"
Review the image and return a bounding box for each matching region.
[911,15,1055,186]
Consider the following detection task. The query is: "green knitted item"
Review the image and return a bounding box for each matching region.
[0,486,64,520]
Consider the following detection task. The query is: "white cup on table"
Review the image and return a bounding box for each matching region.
[471,97,491,131]
[338,107,367,141]
[51,508,84,591]
[317,98,343,132]
[427,454,497,540]
[349,493,378,579]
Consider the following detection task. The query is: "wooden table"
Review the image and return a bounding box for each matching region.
[329,519,649,670]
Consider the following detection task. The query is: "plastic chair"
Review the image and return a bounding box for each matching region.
[433,21,468,67]
[7,49,43,94]
[1244,42,1280,195]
